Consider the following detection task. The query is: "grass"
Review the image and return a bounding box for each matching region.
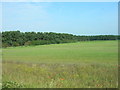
[2,40,118,88]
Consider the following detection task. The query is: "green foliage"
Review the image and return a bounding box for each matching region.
[2,81,24,88]
[2,31,119,47]
[24,41,31,46]
[31,40,51,45]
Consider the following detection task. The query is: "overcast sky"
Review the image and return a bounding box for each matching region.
[2,2,118,35]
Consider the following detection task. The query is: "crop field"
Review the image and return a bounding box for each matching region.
[2,40,118,88]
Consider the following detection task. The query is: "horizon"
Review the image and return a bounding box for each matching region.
[1,2,118,35]
[1,30,119,36]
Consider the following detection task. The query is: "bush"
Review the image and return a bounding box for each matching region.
[31,40,53,45]
[2,43,8,48]
[12,42,20,47]
[2,81,25,88]
[24,41,31,46]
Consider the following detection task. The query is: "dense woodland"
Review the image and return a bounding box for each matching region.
[1,31,120,47]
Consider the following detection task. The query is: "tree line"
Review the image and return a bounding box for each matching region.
[1,31,120,47]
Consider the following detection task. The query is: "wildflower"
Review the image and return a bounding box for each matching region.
[60,78,64,80]
[48,76,51,79]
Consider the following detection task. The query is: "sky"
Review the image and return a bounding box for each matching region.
[1,2,118,35]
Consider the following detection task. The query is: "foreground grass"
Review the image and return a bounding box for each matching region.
[2,40,118,88]
[3,62,118,88]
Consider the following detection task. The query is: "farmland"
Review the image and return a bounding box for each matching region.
[2,40,118,88]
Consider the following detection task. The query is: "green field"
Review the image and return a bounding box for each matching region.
[2,40,118,88]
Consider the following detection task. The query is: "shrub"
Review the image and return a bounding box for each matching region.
[2,81,24,88]
[24,41,31,46]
